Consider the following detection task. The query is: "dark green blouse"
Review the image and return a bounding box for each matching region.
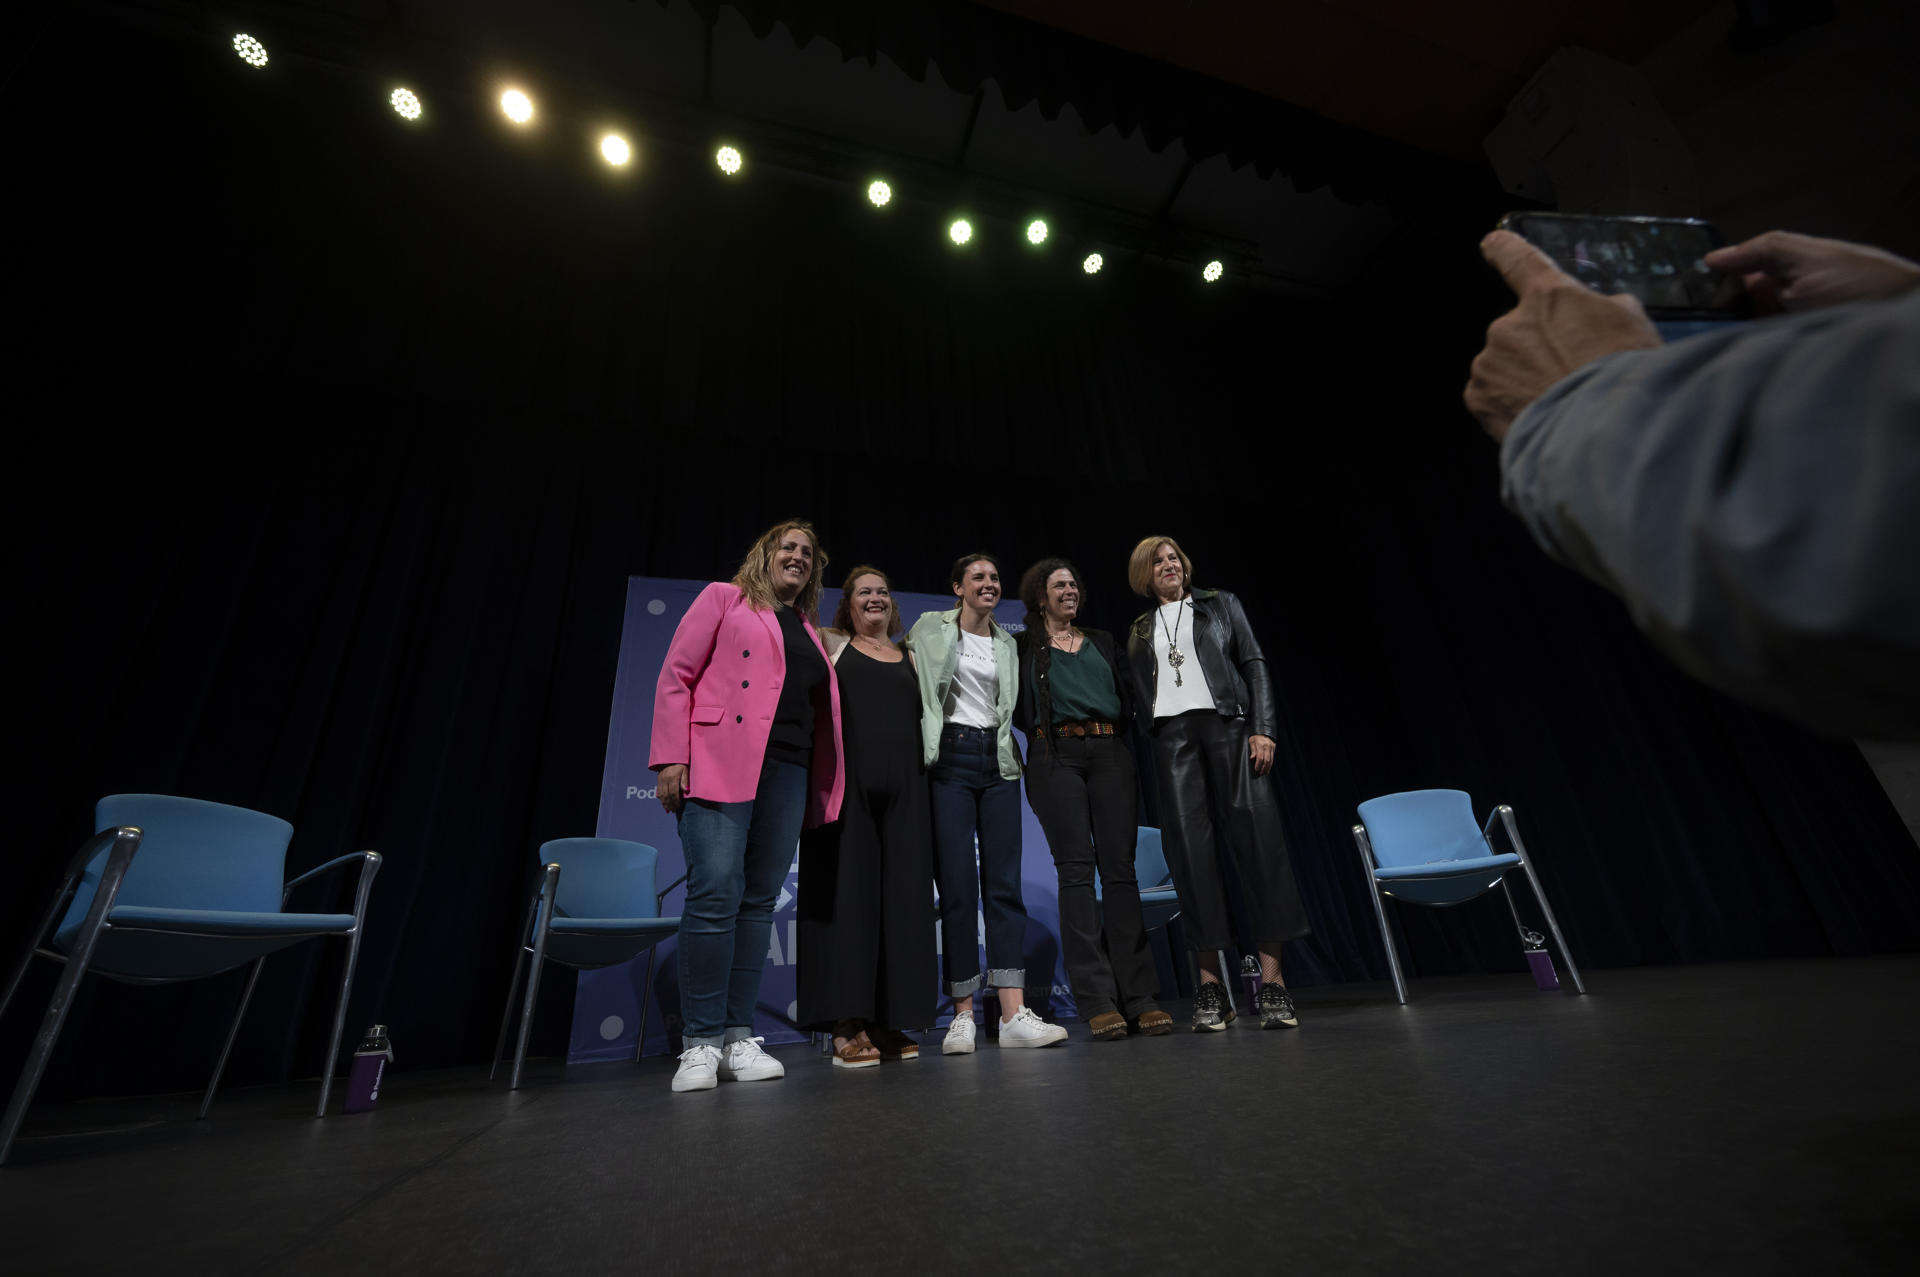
[1042,644,1123,722]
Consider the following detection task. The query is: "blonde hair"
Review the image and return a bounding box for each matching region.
[831,565,902,638]
[733,519,827,623]
[1128,535,1194,598]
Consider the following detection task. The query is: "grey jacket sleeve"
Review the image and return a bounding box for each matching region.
[1499,290,1920,739]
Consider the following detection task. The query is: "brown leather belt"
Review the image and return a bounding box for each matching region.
[1053,720,1118,738]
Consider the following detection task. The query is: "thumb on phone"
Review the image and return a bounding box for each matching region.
[1481,229,1571,297]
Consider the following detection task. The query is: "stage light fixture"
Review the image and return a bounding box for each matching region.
[1083,253,1103,275]
[601,133,632,166]
[390,88,422,121]
[716,146,743,176]
[949,219,973,246]
[232,34,268,68]
[1203,260,1224,282]
[500,89,534,125]
[867,180,892,208]
[1026,219,1049,245]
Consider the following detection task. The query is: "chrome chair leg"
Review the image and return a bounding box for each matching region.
[200,957,265,1119]
[1,828,141,1167]
[490,892,542,1081]
[1499,807,1585,995]
[633,947,658,1064]
[314,852,382,1119]
[1354,826,1409,1004]
[510,865,561,1091]
[2,842,99,1023]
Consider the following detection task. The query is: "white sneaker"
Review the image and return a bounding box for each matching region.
[941,1015,977,1055]
[718,1036,785,1082]
[672,1044,722,1092]
[997,1006,1069,1049]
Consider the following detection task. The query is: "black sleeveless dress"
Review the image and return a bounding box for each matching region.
[796,643,936,1031]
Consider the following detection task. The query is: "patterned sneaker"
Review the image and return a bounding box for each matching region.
[718,1036,785,1082]
[997,1006,1069,1048]
[1191,981,1236,1032]
[1256,982,1300,1029]
[942,1015,977,1055]
[671,1044,722,1092]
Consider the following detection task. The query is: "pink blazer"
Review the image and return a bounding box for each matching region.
[650,582,844,827]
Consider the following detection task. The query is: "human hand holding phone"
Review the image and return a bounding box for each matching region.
[1464,230,1663,443]
[1704,230,1920,315]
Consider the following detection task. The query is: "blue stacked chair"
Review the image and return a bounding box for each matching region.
[490,837,682,1089]
[1,794,381,1164]
[1352,788,1584,1004]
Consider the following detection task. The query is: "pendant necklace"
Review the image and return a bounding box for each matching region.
[1159,598,1187,687]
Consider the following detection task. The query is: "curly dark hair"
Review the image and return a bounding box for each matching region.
[1019,557,1084,632]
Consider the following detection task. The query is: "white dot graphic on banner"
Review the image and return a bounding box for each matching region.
[647,599,666,615]
[599,1015,624,1041]
[787,1001,799,1022]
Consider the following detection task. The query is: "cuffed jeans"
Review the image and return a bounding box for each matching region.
[676,758,808,1047]
[929,723,1026,996]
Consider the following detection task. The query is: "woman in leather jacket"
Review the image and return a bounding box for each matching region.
[1124,536,1310,1031]
[1013,557,1174,1039]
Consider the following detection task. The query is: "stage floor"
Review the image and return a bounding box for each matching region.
[3,958,1917,1274]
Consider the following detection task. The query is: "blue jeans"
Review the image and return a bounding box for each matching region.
[676,759,808,1048]
[929,724,1026,997]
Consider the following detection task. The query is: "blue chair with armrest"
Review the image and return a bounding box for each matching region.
[0,794,381,1165]
[1352,788,1584,1004]
[489,837,682,1090]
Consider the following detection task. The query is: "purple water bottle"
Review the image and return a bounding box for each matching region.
[1240,954,1261,1008]
[344,1025,393,1115]
[1523,935,1560,991]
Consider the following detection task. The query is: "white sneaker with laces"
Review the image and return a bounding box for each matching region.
[718,1036,785,1082]
[672,1044,722,1092]
[941,1015,977,1055]
[997,1006,1069,1049]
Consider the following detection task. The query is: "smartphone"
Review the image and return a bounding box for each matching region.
[1496,212,1751,323]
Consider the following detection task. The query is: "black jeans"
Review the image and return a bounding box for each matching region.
[1024,734,1159,1020]
[1152,710,1310,951]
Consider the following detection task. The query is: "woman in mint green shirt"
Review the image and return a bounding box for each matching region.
[906,553,1068,1054]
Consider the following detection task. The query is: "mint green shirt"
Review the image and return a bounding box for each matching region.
[904,609,1023,779]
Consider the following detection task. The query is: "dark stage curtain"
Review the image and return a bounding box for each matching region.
[5,15,1915,1101]
[660,0,1482,211]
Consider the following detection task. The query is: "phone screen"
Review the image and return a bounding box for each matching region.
[1498,213,1748,319]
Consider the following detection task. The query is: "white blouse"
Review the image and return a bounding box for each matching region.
[1151,597,1216,720]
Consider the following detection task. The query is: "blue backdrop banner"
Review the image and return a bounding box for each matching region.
[571,577,1073,1062]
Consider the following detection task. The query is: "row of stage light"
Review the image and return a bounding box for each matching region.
[229,33,1231,284]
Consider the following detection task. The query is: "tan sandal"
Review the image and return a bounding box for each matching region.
[865,1026,920,1060]
[832,1034,881,1068]
[1135,1009,1174,1036]
[1089,1011,1129,1040]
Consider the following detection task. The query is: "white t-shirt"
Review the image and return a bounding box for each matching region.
[945,628,1000,728]
[1151,597,1215,720]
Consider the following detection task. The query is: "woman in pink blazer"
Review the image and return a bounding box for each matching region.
[651,519,844,1094]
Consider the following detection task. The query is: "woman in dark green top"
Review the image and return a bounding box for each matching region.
[1013,558,1172,1039]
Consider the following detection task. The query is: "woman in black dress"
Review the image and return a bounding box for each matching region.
[796,566,937,1066]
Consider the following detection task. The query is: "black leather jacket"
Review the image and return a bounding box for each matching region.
[1126,588,1278,739]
